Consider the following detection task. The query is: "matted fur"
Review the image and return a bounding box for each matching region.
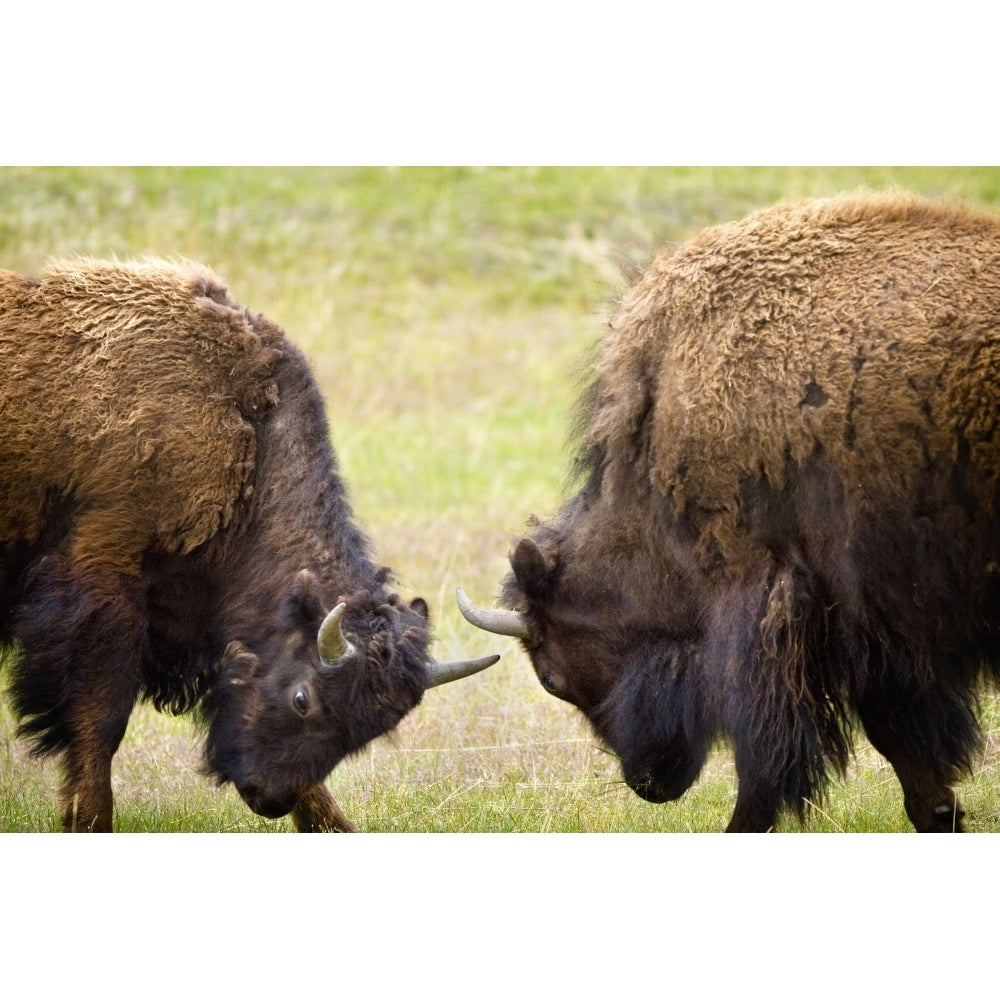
[487,190,1000,831]
[588,191,1000,569]
[0,258,281,570]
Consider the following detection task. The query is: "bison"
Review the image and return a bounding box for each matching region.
[0,257,497,832]
[459,190,1000,832]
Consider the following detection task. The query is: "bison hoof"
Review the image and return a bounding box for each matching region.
[928,801,966,832]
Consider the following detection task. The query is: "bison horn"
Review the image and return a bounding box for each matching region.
[424,653,501,689]
[317,602,357,670]
[456,587,534,641]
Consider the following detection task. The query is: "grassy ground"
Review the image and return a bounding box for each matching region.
[3,166,1000,833]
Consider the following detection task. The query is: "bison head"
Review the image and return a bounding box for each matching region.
[203,570,497,819]
[458,524,712,805]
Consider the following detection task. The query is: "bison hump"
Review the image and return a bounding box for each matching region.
[585,192,1000,571]
[0,257,287,564]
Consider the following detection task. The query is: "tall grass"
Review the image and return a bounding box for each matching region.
[2,166,999,832]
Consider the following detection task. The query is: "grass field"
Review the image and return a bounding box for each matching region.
[3,165,1000,833]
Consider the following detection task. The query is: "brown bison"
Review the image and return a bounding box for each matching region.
[460,190,1000,831]
[0,257,497,832]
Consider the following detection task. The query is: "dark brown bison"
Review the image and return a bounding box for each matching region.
[460,190,1000,832]
[0,257,497,832]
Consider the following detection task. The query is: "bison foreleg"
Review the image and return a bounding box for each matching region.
[15,555,146,832]
[60,740,118,832]
[857,695,969,832]
[291,783,357,832]
[57,632,143,832]
[722,564,847,832]
[726,752,783,832]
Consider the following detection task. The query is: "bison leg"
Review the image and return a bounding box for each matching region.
[291,783,357,832]
[14,556,146,832]
[726,750,783,832]
[60,728,124,833]
[857,697,967,832]
[58,626,144,832]
[721,564,847,832]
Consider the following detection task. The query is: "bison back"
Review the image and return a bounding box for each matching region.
[0,258,284,573]
[589,192,1000,572]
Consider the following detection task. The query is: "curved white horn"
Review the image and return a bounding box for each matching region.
[425,653,500,689]
[456,587,533,641]
[317,602,357,670]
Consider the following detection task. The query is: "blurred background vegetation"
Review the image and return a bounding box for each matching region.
[2,165,999,831]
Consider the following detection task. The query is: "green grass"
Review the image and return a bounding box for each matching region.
[3,166,1000,833]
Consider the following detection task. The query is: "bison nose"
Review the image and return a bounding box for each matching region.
[625,770,675,804]
[239,778,295,819]
[630,778,670,804]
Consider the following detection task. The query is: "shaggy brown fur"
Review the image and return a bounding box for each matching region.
[0,258,280,572]
[469,190,1000,831]
[590,191,1000,572]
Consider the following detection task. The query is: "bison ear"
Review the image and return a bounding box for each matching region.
[511,537,556,599]
[284,569,328,629]
[409,596,430,622]
[222,640,260,685]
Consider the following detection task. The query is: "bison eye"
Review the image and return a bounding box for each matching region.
[541,673,558,694]
[292,688,310,716]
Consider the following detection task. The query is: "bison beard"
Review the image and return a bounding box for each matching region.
[1,258,495,831]
[460,190,1000,832]
[589,637,712,805]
